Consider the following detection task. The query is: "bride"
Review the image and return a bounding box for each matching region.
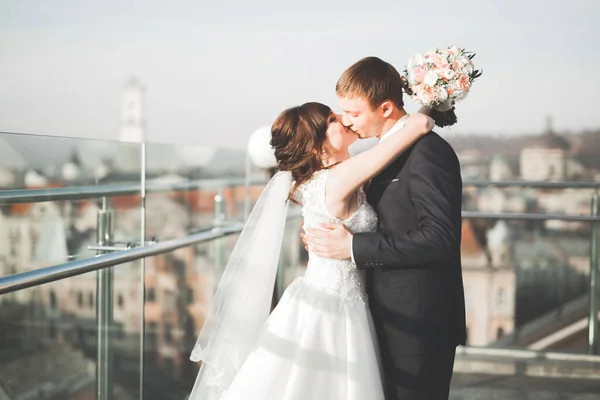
[188,102,434,399]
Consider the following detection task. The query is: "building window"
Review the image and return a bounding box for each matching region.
[49,290,57,309]
[164,357,174,373]
[77,291,83,307]
[148,322,158,334]
[496,327,505,339]
[118,294,124,309]
[116,325,125,340]
[89,293,94,308]
[8,227,20,257]
[49,321,57,339]
[147,322,158,347]
[495,288,505,307]
[147,287,156,302]
[165,324,174,343]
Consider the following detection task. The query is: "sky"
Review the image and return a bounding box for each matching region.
[0,0,599,149]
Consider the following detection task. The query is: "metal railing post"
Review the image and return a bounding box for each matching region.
[244,152,252,219]
[139,142,147,400]
[213,190,227,286]
[96,197,114,400]
[588,193,599,355]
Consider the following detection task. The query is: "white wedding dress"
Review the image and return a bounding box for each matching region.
[197,169,385,400]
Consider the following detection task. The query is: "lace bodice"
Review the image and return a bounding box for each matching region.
[294,169,378,302]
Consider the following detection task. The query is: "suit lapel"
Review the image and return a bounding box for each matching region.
[365,146,414,206]
[365,170,387,206]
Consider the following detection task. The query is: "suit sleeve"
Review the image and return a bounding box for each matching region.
[353,137,462,270]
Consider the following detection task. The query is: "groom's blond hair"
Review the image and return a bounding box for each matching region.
[336,56,405,110]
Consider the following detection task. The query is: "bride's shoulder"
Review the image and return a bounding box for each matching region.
[302,169,329,185]
[293,169,330,203]
[307,169,331,187]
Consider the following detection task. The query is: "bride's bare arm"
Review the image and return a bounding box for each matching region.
[327,113,434,204]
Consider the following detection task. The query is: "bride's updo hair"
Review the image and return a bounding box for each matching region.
[270,102,331,202]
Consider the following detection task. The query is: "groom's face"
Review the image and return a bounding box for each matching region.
[337,96,382,139]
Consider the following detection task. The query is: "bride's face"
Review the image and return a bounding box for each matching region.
[324,113,357,153]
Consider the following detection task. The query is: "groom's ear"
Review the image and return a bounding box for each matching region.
[380,100,394,118]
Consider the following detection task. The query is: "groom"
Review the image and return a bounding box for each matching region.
[304,57,466,400]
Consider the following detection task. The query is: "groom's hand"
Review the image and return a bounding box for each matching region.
[300,222,309,252]
[305,223,353,260]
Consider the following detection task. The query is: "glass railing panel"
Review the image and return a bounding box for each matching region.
[144,142,266,236]
[0,131,144,262]
[459,160,599,353]
[0,270,99,399]
[0,132,144,399]
[141,230,240,399]
[141,208,304,398]
[461,214,597,353]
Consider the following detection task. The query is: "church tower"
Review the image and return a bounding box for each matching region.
[119,77,146,143]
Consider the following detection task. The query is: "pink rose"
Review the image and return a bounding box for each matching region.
[431,54,450,70]
[459,75,471,92]
[414,65,427,83]
[418,86,437,105]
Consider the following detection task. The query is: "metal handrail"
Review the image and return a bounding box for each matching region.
[0,207,305,296]
[0,210,596,296]
[0,224,244,295]
[1,178,598,205]
[463,180,600,189]
[462,211,600,222]
[0,177,267,204]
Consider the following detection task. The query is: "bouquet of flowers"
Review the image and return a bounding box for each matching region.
[402,46,482,127]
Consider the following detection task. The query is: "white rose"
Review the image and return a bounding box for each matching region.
[437,87,449,102]
[407,56,419,69]
[442,68,455,80]
[407,71,418,85]
[418,92,430,105]
[424,70,439,87]
[411,53,425,67]
[449,46,460,55]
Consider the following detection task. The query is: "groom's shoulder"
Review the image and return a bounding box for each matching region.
[415,130,457,156]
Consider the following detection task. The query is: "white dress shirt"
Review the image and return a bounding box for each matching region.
[378,113,410,142]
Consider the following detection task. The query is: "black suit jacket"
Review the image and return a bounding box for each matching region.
[353,131,467,353]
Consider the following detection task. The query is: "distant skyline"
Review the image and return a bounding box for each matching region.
[1,0,599,149]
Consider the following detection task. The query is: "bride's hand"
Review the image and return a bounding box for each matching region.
[405,113,435,135]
